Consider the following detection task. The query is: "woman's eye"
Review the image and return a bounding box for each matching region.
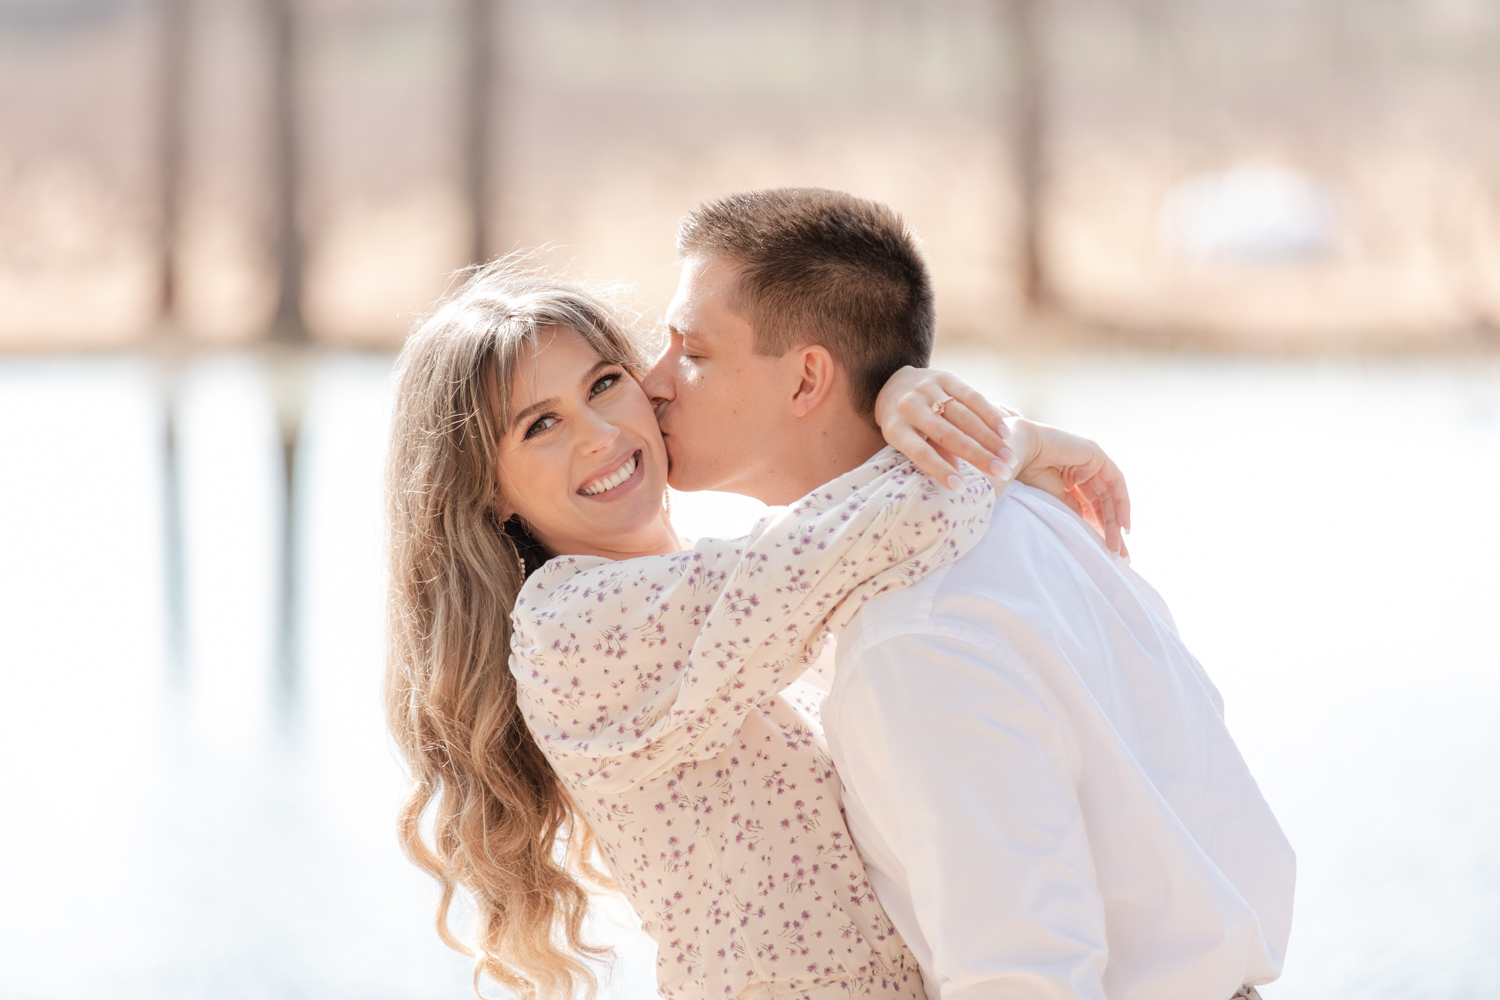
[523,415,557,439]
[590,373,621,396]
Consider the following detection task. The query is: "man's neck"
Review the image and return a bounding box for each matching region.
[751,419,888,506]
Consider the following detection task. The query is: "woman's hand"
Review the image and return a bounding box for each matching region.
[875,366,1022,488]
[1005,418,1131,556]
[875,366,1131,556]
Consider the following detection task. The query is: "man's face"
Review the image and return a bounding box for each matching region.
[643,256,794,496]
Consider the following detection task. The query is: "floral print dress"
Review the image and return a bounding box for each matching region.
[510,449,994,1000]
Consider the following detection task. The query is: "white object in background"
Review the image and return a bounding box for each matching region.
[1161,163,1339,263]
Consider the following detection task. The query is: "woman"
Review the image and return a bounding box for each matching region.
[385,262,1128,1000]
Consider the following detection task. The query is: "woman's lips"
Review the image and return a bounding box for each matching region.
[578,450,643,499]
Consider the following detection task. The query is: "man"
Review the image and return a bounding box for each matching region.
[640,187,1294,1000]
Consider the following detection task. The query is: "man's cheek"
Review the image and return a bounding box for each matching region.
[661,438,674,470]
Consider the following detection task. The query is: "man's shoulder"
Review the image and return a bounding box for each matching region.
[841,482,1114,652]
[839,488,1018,647]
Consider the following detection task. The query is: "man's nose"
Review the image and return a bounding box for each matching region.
[641,341,677,407]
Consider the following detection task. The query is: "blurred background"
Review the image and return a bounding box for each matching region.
[0,1,1496,998]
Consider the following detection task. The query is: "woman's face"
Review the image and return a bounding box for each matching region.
[496,325,676,561]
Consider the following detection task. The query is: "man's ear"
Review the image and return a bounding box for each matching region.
[789,345,839,417]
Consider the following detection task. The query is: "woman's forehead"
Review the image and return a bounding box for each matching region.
[506,326,609,409]
[512,326,601,378]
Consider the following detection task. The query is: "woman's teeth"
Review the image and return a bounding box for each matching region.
[580,454,637,495]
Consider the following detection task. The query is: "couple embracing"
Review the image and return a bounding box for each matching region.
[385,189,1294,1000]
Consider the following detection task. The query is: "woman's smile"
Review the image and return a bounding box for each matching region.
[578,450,642,499]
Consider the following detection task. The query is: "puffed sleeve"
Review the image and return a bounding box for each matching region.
[510,447,994,791]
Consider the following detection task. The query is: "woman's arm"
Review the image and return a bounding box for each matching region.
[875,366,1131,555]
[510,449,995,792]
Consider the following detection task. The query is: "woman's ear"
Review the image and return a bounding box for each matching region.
[789,345,839,417]
[491,477,514,521]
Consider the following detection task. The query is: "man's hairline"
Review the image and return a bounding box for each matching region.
[679,250,828,363]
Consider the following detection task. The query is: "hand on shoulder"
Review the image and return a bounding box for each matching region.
[875,365,1131,555]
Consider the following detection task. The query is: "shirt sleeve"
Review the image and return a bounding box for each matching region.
[510,449,995,793]
[825,632,1110,1000]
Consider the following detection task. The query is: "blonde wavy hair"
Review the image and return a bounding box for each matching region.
[384,260,645,999]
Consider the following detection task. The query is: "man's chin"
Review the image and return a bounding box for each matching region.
[664,461,710,494]
[663,441,732,494]
[665,471,698,493]
[662,441,695,493]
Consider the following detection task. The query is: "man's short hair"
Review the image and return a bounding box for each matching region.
[676,188,934,418]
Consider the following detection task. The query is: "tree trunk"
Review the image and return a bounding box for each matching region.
[158,0,188,324]
[1007,0,1048,311]
[267,0,305,342]
[462,0,495,267]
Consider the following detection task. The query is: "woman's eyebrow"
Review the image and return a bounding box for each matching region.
[577,357,615,385]
[508,359,615,432]
[509,396,557,431]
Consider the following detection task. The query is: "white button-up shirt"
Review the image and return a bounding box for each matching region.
[824,483,1295,1000]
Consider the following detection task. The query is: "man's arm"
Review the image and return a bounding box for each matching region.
[826,631,1109,1000]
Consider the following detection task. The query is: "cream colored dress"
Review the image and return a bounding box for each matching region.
[509,449,993,1000]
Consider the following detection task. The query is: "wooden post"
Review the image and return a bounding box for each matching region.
[1007,0,1048,311]
[462,0,495,267]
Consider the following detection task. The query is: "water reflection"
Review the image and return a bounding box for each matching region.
[0,355,482,998]
[0,351,1495,999]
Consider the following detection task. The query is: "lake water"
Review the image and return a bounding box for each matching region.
[0,348,1495,999]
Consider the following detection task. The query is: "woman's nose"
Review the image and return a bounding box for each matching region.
[577,408,621,453]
